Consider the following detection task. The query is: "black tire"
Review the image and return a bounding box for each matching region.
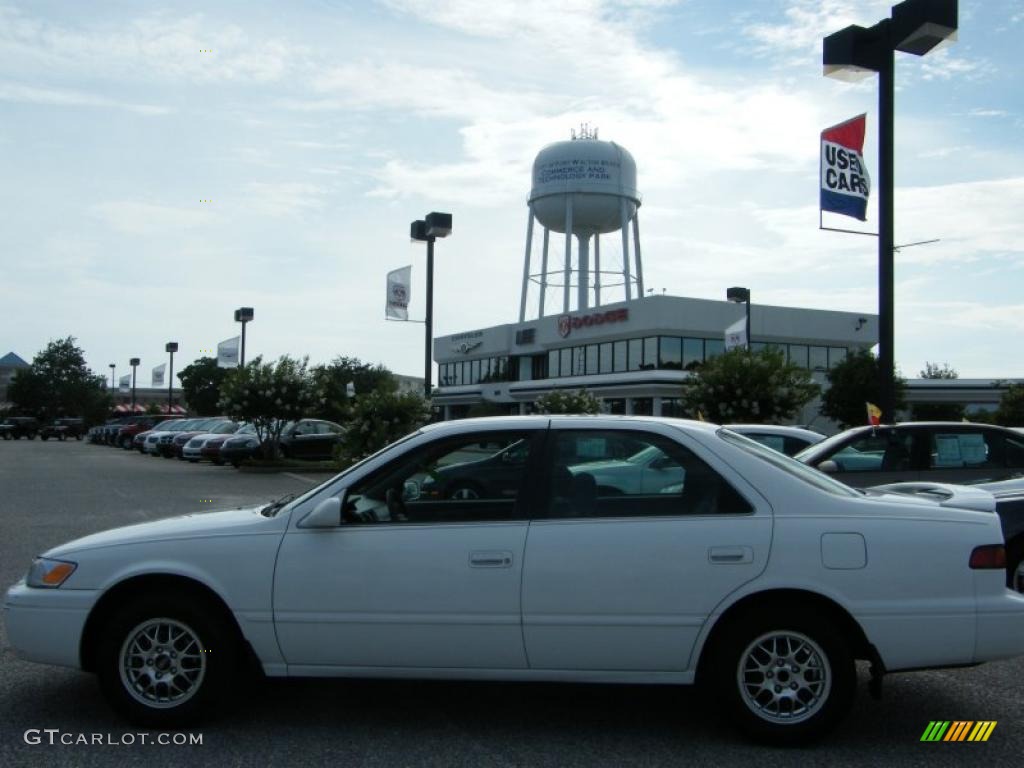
[707,608,856,745]
[95,591,240,728]
[188,459,199,463]
[41,435,49,441]
[59,433,67,441]
[75,434,82,441]
[212,459,224,466]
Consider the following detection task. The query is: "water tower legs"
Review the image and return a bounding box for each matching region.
[539,228,550,317]
[519,206,535,322]
[632,211,644,296]
[563,198,573,313]
[620,197,632,301]
[594,234,601,307]
[577,233,590,310]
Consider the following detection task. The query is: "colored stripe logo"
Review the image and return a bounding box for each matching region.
[921,721,997,742]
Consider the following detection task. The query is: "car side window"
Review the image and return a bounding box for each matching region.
[544,430,751,519]
[830,430,914,472]
[928,430,996,469]
[344,431,539,524]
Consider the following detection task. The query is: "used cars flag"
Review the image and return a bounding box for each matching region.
[152,364,165,387]
[386,265,412,321]
[217,336,240,368]
[821,114,870,221]
[866,401,882,426]
[118,374,130,394]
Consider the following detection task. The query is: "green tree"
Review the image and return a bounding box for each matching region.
[996,383,1024,427]
[911,361,965,422]
[336,390,432,466]
[310,356,397,425]
[683,348,819,424]
[533,389,601,415]
[177,357,229,416]
[820,349,906,428]
[218,355,318,459]
[8,337,111,423]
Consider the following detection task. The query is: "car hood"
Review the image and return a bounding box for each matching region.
[44,506,281,557]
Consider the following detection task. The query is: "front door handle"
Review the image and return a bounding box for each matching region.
[469,550,513,568]
[709,546,754,564]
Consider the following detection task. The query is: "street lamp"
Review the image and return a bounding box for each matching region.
[726,286,752,351]
[109,363,116,391]
[410,212,453,399]
[234,307,254,367]
[129,357,140,413]
[165,342,178,415]
[823,0,957,422]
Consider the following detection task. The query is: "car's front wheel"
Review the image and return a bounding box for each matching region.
[709,610,855,745]
[96,592,238,727]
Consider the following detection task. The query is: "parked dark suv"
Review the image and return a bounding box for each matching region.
[0,416,40,440]
[40,418,85,441]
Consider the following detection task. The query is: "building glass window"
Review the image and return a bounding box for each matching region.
[789,345,808,369]
[683,338,704,369]
[603,398,626,415]
[599,343,613,374]
[643,337,658,370]
[661,398,686,417]
[496,357,508,381]
[766,343,787,362]
[750,342,766,354]
[705,339,725,360]
[453,362,462,386]
[573,346,586,376]
[548,350,559,378]
[586,344,598,375]
[660,336,682,369]
[829,347,848,368]
[632,397,654,416]
[560,348,572,378]
[471,359,481,384]
[809,346,828,371]
[613,341,627,372]
[532,354,548,380]
[628,338,642,371]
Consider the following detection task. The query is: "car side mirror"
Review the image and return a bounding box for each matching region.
[298,493,345,528]
[403,480,421,501]
[817,460,839,474]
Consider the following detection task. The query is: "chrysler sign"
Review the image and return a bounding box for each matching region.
[557,308,629,338]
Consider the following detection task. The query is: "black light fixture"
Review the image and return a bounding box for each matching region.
[165,342,178,415]
[234,307,254,367]
[726,286,752,351]
[108,363,116,390]
[129,357,140,412]
[410,212,453,399]
[823,0,957,422]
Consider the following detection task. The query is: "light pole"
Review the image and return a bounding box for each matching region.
[129,357,140,412]
[823,0,957,422]
[726,286,751,351]
[234,307,254,367]
[165,342,178,415]
[410,212,452,399]
[109,363,116,391]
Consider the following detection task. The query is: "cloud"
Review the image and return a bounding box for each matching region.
[242,182,328,217]
[91,201,214,235]
[0,81,171,115]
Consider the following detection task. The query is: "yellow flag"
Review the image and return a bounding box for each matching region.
[866,402,882,426]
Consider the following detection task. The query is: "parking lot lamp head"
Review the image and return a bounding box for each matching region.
[165,343,178,415]
[234,307,254,367]
[129,358,140,412]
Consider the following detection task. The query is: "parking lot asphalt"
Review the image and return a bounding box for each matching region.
[2,439,1023,767]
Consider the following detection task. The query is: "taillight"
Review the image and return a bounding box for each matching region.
[969,545,1006,569]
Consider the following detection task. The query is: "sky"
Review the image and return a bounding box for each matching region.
[1,0,1022,385]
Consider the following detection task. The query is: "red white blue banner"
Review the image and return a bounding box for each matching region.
[820,114,870,221]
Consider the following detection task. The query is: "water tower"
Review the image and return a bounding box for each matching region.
[518,126,644,321]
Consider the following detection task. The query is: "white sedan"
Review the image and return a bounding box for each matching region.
[5,416,1024,744]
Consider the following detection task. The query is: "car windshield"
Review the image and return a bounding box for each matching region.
[793,427,870,462]
[235,424,257,435]
[718,428,861,498]
[212,421,238,434]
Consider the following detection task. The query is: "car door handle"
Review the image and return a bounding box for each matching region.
[469,550,513,568]
[708,546,754,564]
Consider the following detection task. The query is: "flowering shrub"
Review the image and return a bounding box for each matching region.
[218,355,318,459]
[533,389,601,415]
[682,348,819,424]
[336,390,433,467]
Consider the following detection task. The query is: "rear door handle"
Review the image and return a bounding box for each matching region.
[709,546,754,564]
[469,550,513,568]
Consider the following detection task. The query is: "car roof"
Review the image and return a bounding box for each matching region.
[419,414,721,439]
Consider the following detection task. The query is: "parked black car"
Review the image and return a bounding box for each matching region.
[0,416,40,440]
[220,419,345,465]
[40,418,85,441]
[796,422,1024,488]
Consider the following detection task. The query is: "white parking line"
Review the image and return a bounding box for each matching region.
[284,472,316,484]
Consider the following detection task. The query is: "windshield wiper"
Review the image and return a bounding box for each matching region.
[260,492,298,517]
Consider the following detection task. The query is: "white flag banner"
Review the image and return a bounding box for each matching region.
[725,317,747,351]
[118,374,131,394]
[346,381,356,398]
[152,364,166,387]
[386,265,412,320]
[217,336,240,368]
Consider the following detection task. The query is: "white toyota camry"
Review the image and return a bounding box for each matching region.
[5,416,1024,744]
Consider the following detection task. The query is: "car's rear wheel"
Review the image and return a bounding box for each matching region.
[41,435,49,441]
[96,591,239,728]
[709,609,855,745]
